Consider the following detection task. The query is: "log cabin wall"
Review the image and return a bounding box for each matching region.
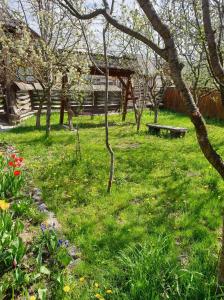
[31,87,122,115]
[6,82,34,124]
[15,90,33,117]
[0,86,7,122]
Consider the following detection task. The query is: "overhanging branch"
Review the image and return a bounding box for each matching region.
[57,0,168,61]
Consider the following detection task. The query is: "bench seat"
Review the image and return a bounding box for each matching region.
[146,123,187,138]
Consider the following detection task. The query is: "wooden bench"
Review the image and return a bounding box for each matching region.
[146,124,187,138]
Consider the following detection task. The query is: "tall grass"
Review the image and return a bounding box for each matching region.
[117,236,222,300]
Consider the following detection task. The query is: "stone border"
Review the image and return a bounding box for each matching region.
[32,187,81,267]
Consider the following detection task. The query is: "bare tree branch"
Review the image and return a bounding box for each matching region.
[57,0,168,61]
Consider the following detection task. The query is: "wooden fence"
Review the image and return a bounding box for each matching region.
[163,87,224,119]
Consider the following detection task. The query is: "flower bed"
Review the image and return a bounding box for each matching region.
[0,149,73,300]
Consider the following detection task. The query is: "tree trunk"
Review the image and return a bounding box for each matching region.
[103,26,115,193]
[122,94,128,121]
[59,98,65,125]
[170,65,224,178]
[46,88,52,137]
[154,104,159,123]
[60,73,67,126]
[36,100,43,128]
[133,101,138,124]
[220,84,224,108]
[67,103,74,130]
[36,89,44,129]
[122,77,131,121]
[136,114,141,132]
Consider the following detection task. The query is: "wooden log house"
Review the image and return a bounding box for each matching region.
[0,9,154,125]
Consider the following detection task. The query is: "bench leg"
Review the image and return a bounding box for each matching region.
[149,128,160,135]
[170,131,181,138]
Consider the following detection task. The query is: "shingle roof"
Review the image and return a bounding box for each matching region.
[73,50,138,75]
[90,53,138,73]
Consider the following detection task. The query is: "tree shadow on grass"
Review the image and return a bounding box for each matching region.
[205,117,224,128]
[77,121,117,129]
[8,121,127,134]
[9,124,62,134]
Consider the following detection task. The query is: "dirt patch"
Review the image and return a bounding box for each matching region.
[19,222,38,244]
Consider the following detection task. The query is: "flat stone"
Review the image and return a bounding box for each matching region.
[67,245,81,259]
[38,203,48,212]
[33,194,42,202]
[33,188,42,196]
[46,212,61,230]
[66,258,81,270]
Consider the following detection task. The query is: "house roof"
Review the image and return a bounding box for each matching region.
[89,53,137,77]
[14,81,34,91]
[72,50,137,77]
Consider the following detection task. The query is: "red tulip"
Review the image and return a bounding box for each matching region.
[8,161,15,167]
[11,154,16,159]
[14,170,21,176]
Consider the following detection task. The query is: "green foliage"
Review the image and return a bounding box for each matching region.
[0,211,25,275]
[34,226,71,268]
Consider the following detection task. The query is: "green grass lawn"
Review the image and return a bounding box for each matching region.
[1,110,224,299]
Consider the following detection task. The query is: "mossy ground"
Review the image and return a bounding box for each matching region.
[1,110,224,299]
